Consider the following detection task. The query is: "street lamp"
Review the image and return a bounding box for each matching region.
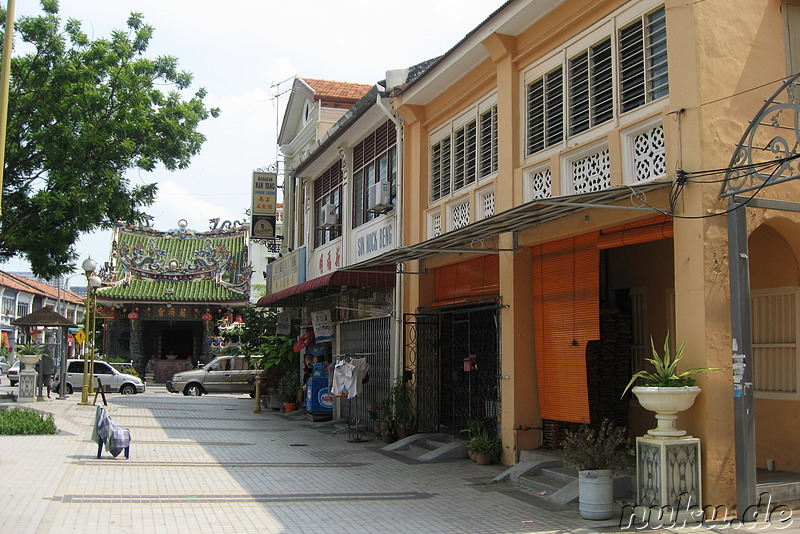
[78,258,99,405]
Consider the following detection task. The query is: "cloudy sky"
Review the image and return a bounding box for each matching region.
[1,0,504,277]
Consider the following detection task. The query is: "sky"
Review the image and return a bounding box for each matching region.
[0,0,505,279]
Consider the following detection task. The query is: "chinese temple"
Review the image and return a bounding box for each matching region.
[96,220,252,382]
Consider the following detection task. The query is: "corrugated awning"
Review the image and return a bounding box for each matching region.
[344,182,672,271]
[256,267,395,308]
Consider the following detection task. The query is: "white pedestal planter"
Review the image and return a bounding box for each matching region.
[632,386,701,437]
[579,469,614,520]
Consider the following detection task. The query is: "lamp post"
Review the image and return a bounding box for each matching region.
[79,258,98,405]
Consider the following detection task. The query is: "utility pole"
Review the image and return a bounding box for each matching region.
[0,0,16,216]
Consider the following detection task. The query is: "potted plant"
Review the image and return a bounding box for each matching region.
[560,419,633,520]
[278,373,299,413]
[461,418,487,461]
[622,333,721,437]
[368,401,389,438]
[251,335,295,410]
[467,430,501,465]
[389,378,414,439]
[15,344,45,368]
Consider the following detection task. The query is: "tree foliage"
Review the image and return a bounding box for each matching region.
[0,1,220,277]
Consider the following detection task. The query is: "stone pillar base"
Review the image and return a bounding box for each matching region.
[17,371,39,402]
[636,436,702,511]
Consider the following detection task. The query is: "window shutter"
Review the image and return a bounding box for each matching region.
[596,215,673,249]
[532,233,600,423]
[433,255,499,306]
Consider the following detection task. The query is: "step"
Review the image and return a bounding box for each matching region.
[540,466,578,484]
[518,474,569,494]
[382,433,468,462]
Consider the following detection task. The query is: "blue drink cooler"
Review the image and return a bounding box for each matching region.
[306,362,333,414]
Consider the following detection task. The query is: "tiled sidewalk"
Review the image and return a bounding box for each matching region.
[0,387,797,534]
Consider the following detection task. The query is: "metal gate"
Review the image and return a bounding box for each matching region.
[338,316,391,425]
[405,302,501,435]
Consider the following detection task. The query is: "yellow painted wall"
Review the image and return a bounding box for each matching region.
[393,0,800,508]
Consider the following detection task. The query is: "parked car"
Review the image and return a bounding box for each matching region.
[53,359,145,395]
[166,355,259,396]
[7,360,20,386]
[0,356,10,375]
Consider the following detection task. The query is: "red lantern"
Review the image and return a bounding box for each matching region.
[202,313,213,322]
[127,311,139,321]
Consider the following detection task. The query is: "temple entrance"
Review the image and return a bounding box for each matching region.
[161,327,194,359]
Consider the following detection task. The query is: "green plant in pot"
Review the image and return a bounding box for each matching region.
[560,419,633,520]
[278,373,299,412]
[15,343,46,367]
[252,335,295,410]
[467,430,501,465]
[622,333,721,438]
[389,378,415,439]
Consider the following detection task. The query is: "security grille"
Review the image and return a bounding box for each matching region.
[405,304,501,435]
[338,317,392,424]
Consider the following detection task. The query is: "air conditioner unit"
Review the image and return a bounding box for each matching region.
[367,181,392,212]
[320,203,338,228]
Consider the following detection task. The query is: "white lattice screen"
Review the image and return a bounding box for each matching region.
[431,213,442,238]
[528,168,552,200]
[481,191,495,219]
[450,201,471,230]
[571,148,610,194]
[633,124,666,182]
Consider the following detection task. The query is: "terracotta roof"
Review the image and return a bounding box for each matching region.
[0,271,84,305]
[301,78,372,102]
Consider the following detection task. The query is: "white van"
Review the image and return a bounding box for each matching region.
[53,359,145,395]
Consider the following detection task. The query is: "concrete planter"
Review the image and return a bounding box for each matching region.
[632,386,701,437]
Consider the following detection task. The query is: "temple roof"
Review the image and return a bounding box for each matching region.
[96,221,251,305]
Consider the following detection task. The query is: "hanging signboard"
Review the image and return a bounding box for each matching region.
[251,171,277,215]
[310,310,334,342]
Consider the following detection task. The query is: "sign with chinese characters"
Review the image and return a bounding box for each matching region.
[312,241,341,278]
[252,171,277,215]
[268,248,307,293]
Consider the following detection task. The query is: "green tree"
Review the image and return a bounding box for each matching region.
[0,1,220,277]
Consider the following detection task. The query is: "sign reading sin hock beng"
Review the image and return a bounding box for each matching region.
[353,216,395,263]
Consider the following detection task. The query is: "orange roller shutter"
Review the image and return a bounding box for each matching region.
[532,233,599,423]
[596,214,673,249]
[433,255,499,306]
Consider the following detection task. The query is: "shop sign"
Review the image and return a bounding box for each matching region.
[353,216,395,263]
[312,241,341,277]
[311,310,334,342]
[268,248,306,293]
[251,171,277,215]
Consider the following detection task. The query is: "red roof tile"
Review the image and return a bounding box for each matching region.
[0,271,84,305]
[302,78,372,102]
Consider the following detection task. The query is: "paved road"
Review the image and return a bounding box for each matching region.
[0,374,798,533]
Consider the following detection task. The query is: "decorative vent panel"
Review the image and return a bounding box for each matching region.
[571,149,610,194]
[451,202,471,230]
[633,124,666,182]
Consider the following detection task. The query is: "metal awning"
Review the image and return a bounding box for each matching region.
[345,181,672,271]
[256,267,395,308]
